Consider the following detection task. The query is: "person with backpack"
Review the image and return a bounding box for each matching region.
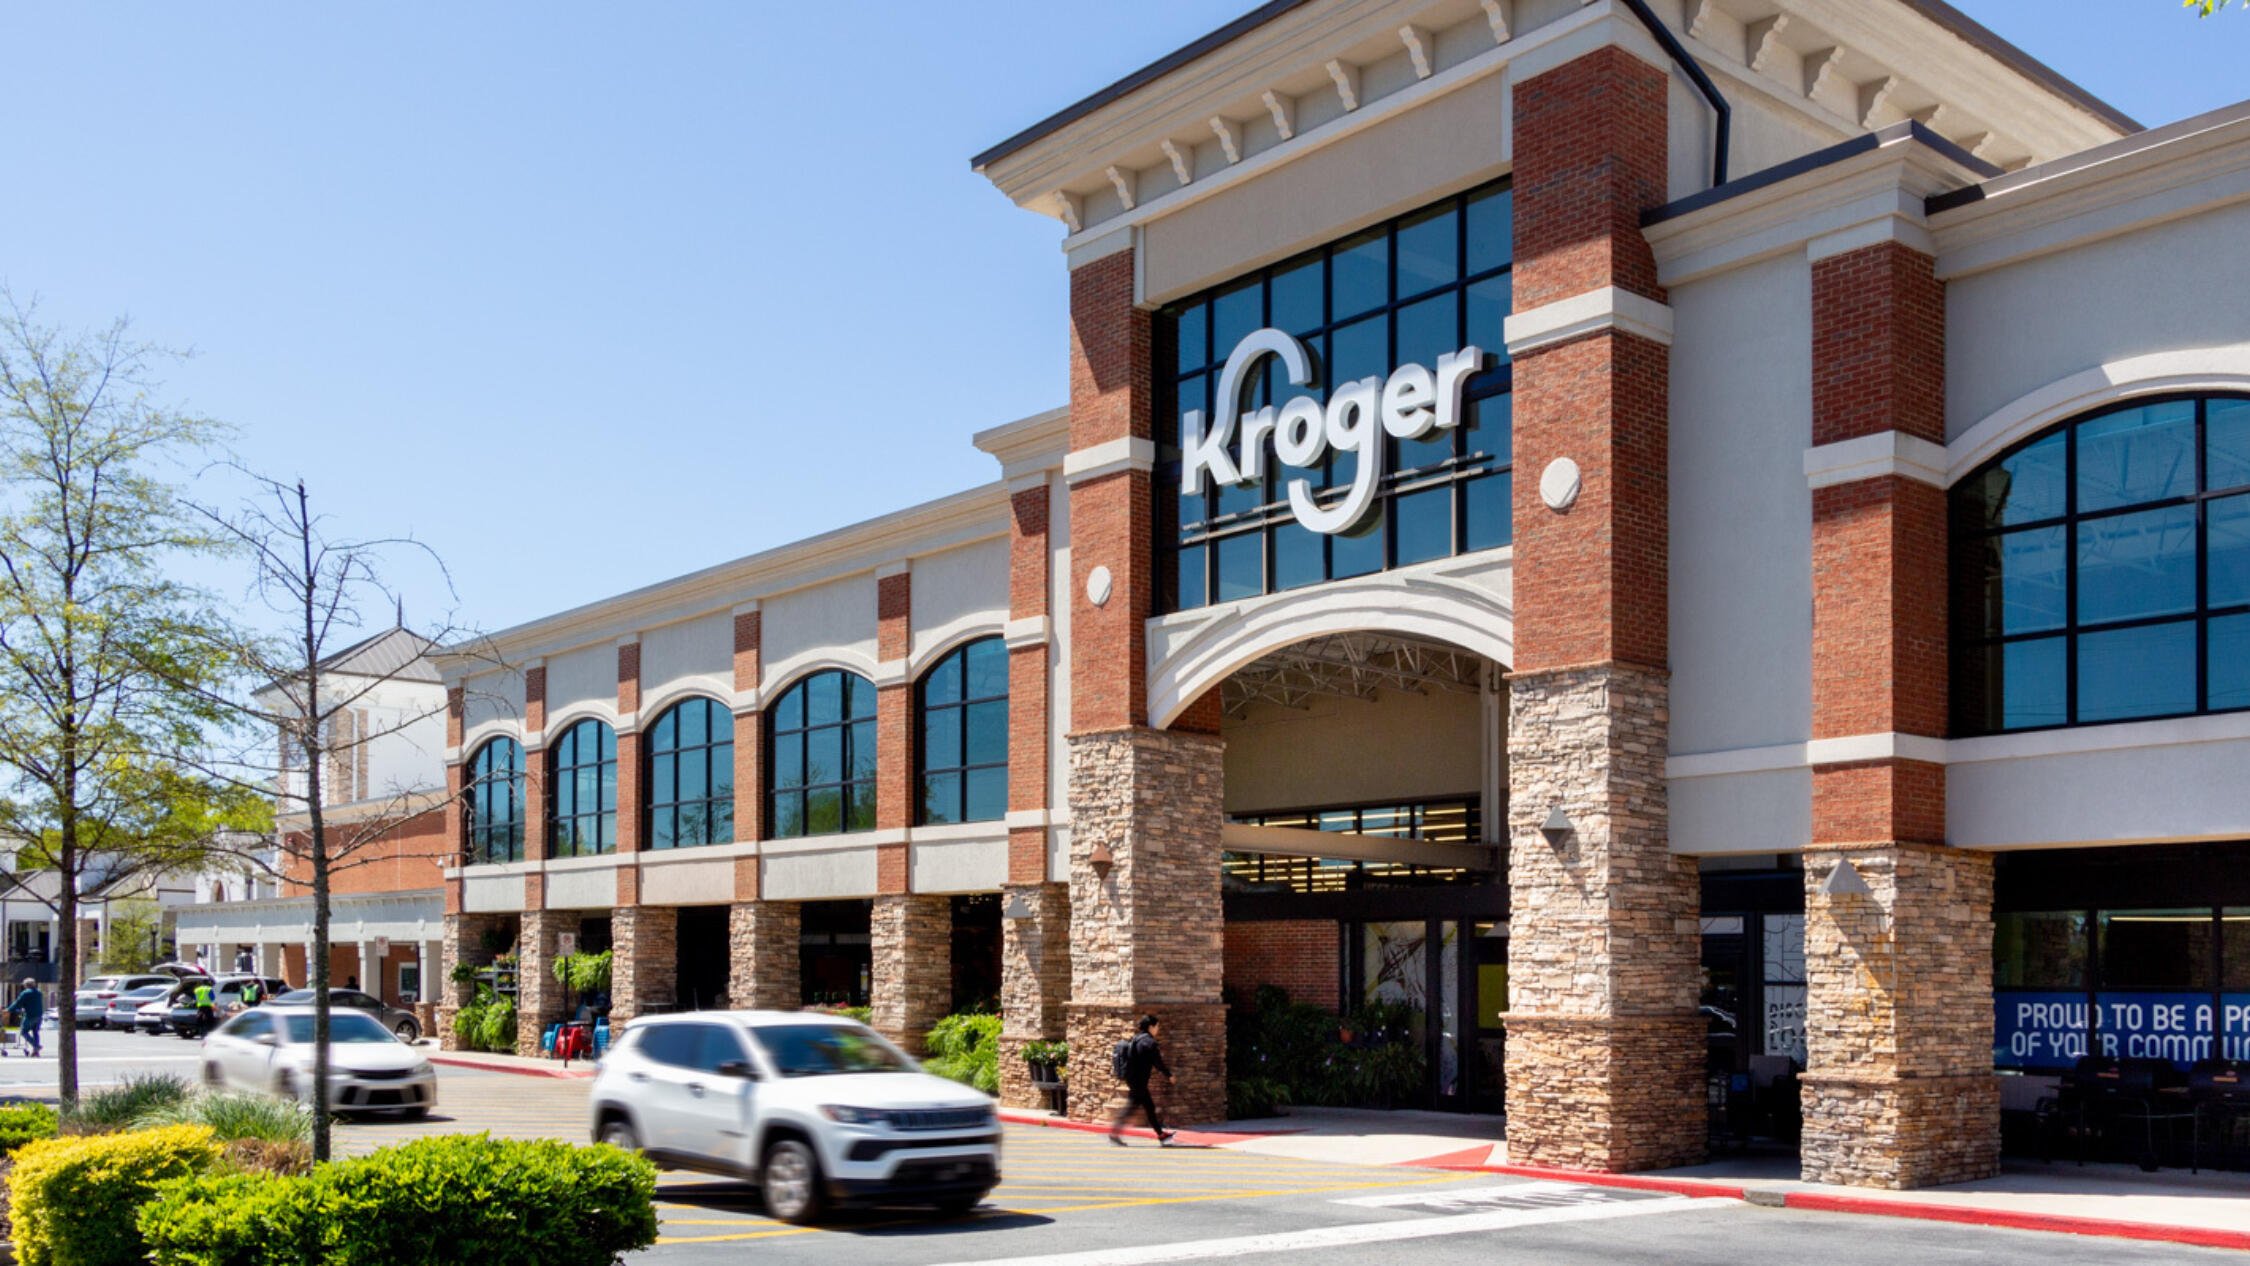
[1108,1013,1176,1146]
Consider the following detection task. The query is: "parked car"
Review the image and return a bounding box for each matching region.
[73,974,176,1029]
[587,1011,999,1224]
[270,988,422,1044]
[105,985,172,1031]
[135,981,203,1035]
[201,1005,434,1118]
[165,975,291,1039]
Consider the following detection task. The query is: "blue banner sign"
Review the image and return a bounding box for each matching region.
[1998,991,2250,1070]
[1996,991,2093,1069]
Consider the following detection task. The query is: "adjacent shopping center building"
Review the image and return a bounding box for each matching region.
[435,0,2250,1188]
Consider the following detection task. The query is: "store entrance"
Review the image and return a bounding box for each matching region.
[1349,918,1507,1113]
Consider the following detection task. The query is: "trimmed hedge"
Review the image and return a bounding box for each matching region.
[12,1123,223,1266]
[139,1133,659,1266]
[0,1101,59,1155]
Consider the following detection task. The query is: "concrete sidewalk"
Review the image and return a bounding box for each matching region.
[999,1105,2250,1250]
[426,1047,597,1079]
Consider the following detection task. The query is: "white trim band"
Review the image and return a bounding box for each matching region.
[1003,616,1050,650]
[1804,431,1950,489]
[1502,287,1674,357]
[1063,437,1157,485]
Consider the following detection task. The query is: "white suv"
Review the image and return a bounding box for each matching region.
[587,1011,999,1223]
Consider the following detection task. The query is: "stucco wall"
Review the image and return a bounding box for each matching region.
[762,575,879,687]
[907,539,1008,672]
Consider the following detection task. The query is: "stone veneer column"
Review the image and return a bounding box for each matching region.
[436,911,505,1051]
[1061,245,1226,1126]
[998,882,1070,1109]
[609,905,676,1029]
[1800,238,1996,1188]
[727,899,800,1010]
[1502,43,1704,1171]
[870,894,951,1053]
[514,908,577,1058]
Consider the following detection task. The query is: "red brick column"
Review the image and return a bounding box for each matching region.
[733,608,765,845]
[1062,247,1224,1124]
[523,665,549,865]
[726,606,796,1007]
[615,641,642,857]
[1502,44,1704,1172]
[876,567,911,892]
[1801,240,1996,1188]
[443,686,468,913]
[1000,477,1068,1106]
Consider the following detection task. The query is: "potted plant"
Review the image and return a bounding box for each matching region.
[1023,1039,1069,1114]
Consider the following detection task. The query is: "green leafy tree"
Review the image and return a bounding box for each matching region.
[96,898,165,974]
[0,293,264,1105]
[2187,0,2239,12]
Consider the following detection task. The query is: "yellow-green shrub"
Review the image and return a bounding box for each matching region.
[11,1124,221,1266]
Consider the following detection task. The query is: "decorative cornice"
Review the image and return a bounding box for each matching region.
[1804,431,1948,489]
[1062,437,1157,485]
[1503,286,1674,356]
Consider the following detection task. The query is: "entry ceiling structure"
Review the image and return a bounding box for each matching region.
[1221,630,1487,719]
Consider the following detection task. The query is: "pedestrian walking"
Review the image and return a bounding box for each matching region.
[1108,1014,1176,1146]
[8,979,43,1057]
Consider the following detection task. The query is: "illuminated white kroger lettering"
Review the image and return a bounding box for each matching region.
[1180,327,1486,535]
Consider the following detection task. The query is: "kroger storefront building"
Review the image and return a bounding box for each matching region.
[436,0,2250,1188]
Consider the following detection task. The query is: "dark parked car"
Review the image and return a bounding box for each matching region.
[271,988,423,1043]
[74,974,176,1028]
[166,975,291,1039]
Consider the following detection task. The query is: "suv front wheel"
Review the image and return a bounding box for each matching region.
[761,1139,824,1224]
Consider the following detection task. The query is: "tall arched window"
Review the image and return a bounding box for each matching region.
[547,718,617,856]
[1953,393,2250,734]
[918,637,1008,825]
[767,669,876,838]
[646,697,735,849]
[465,737,525,864]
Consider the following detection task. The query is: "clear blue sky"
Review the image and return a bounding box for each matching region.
[4,2,2241,636]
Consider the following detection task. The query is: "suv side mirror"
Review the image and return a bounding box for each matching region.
[714,1059,757,1080]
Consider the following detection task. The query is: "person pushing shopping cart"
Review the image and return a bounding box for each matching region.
[6,979,44,1057]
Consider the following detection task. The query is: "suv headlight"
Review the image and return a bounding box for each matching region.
[819,1105,888,1126]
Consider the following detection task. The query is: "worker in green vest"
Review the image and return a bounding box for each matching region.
[192,981,216,1036]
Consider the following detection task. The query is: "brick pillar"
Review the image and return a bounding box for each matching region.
[1800,239,1996,1187]
[610,904,676,1030]
[1502,44,1704,1172]
[1008,478,1053,888]
[1060,245,1226,1125]
[727,900,799,1011]
[616,641,642,855]
[443,688,466,866]
[998,882,1070,1109]
[876,568,911,889]
[515,909,577,1058]
[523,664,550,862]
[733,606,765,846]
[870,894,950,1053]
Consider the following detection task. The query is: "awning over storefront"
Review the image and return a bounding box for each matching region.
[171,889,444,947]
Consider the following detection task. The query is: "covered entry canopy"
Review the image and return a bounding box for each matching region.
[172,889,443,949]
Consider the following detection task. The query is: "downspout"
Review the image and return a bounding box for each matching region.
[1617,0,1731,188]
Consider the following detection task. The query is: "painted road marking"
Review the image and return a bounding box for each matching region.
[1336,1181,1667,1214]
[929,1192,1717,1265]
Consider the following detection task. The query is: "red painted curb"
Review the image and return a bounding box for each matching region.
[1780,1191,2250,1252]
[426,1053,595,1080]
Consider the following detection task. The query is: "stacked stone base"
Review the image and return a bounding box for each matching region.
[436,912,511,1053]
[727,901,800,1011]
[609,905,677,1030]
[1065,1001,1226,1128]
[1501,1013,1706,1171]
[1801,1072,2000,1187]
[871,894,952,1055]
[515,909,578,1059]
[997,1033,1058,1112]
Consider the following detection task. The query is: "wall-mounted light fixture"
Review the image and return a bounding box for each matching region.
[1089,839,1116,879]
[1820,857,1874,897]
[1540,807,1573,847]
[1001,891,1034,921]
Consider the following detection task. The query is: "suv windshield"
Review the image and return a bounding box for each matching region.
[279,1013,394,1045]
[751,1024,913,1077]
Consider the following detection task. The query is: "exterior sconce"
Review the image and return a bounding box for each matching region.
[1001,891,1033,921]
[1821,857,1875,898]
[1089,839,1116,878]
[1540,807,1573,846]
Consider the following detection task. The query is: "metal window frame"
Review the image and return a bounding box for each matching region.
[465,737,525,865]
[546,718,618,858]
[643,696,736,851]
[913,636,1010,827]
[765,669,879,840]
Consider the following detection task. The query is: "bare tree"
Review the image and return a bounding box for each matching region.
[0,292,261,1105]
[185,472,490,1160]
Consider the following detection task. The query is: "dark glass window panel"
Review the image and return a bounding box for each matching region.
[1463,471,1512,552]
[678,751,706,804]
[1972,526,2067,637]
[713,746,734,794]
[846,673,876,720]
[922,708,961,771]
[2099,909,2216,990]
[651,753,675,803]
[964,767,1007,823]
[2078,400,2196,512]
[2209,493,2250,608]
[679,701,706,747]
[1332,512,1382,578]
[1215,532,1262,601]
[848,783,877,833]
[806,672,841,726]
[924,653,963,706]
[1462,393,1511,464]
[1393,487,1452,566]
[1215,467,1261,516]
[713,799,734,841]
[1465,275,1510,363]
[964,637,1008,699]
[2211,397,2250,492]
[1395,430,1452,475]
[773,792,804,839]
[772,685,802,730]
[1464,186,1512,275]
[922,773,961,827]
[650,814,675,850]
[848,720,877,780]
[1212,278,1262,356]
[1994,911,2089,988]
[2076,505,2197,624]
[1328,316,1386,391]
[1273,522,1323,590]
[2227,909,2250,990]
[2078,619,2197,723]
[1175,301,1208,377]
[806,786,842,836]
[773,734,804,789]
[1176,375,1207,445]
[1997,636,2068,730]
[1176,545,1207,610]
[804,727,841,786]
[1396,205,1458,298]
[1270,256,1323,335]
[964,700,1009,766]
[650,709,676,748]
[1396,294,1456,376]
[1962,431,2066,530]
[2210,614,2250,711]
[1332,229,1387,319]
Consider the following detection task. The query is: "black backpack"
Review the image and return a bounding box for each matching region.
[1111,1037,1133,1082]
